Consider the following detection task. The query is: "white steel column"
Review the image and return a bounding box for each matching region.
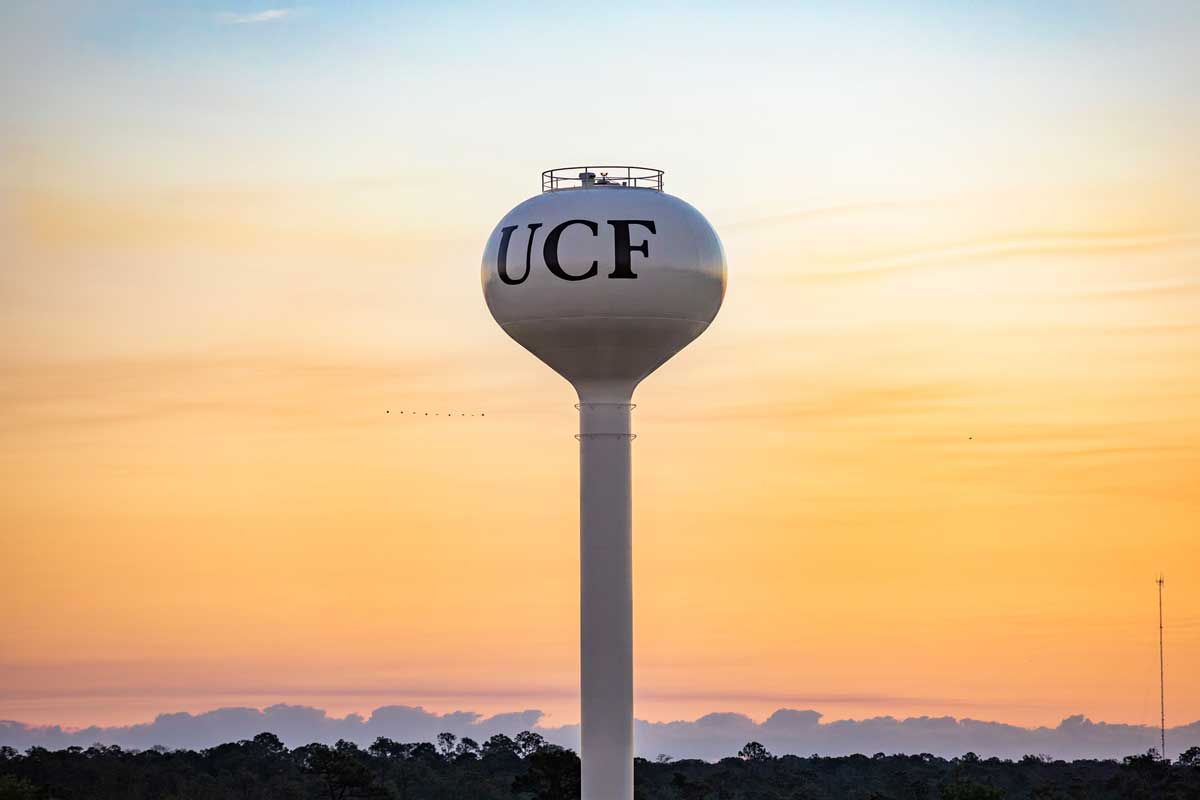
[577,396,634,800]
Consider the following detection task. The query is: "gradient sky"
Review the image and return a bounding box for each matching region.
[2,0,1198,735]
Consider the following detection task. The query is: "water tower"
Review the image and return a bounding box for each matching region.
[482,166,726,800]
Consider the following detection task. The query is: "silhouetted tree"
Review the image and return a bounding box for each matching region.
[455,736,480,760]
[512,746,580,800]
[300,740,380,800]
[408,741,439,763]
[515,730,548,758]
[482,733,518,759]
[367,737,410,761]
[250,732,286,756]
[435,732,457,760]
[1122,748,1166,772]
[738,741,773,762]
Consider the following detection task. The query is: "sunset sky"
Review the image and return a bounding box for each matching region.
[2,0,1198,739]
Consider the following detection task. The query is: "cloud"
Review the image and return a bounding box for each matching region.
[796,232,1199,282]
[216,9,299,25]
[722,202,906,231]
[0,705,545,754]
[2,706,1197,761]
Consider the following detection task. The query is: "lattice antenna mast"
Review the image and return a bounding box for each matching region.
[1157,574,1166,761]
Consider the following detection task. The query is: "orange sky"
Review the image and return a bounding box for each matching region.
[2,1,1198,731]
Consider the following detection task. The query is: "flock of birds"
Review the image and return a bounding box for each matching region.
[383,411,984,442]
[386,410,485,417]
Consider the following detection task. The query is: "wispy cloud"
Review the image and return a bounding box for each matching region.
[797,232,1199,282]
[216,8,299,25]
[722,201,906,231]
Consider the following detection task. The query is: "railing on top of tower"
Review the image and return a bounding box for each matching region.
[542,166,664,193]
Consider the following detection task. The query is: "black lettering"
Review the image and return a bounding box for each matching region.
[543,219,600,281]
[523,223,542,279]
[496,225,526,285]
[607,219,655,279]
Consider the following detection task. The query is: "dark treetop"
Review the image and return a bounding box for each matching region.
[2,732,1199,800]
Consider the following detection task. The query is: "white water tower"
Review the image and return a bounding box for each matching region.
[482,166,726,800]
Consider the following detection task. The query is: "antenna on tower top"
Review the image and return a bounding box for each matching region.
[1157,574,1166,761]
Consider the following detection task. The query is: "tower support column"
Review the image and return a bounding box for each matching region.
[577,397,634,800]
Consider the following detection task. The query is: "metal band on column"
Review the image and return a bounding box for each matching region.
[576,403,637,440]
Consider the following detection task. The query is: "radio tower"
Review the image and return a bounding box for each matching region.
[1157,574,1166,761]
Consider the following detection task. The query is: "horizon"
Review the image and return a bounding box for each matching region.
[3,0,1198,767]
[5,700,1199,762]
[4,695,1197,739]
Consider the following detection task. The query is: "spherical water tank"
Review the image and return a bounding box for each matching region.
[482,166,726,400]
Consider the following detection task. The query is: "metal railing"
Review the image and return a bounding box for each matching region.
[542,166,663,192]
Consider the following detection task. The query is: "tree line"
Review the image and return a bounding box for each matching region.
[2,731,1198,799]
